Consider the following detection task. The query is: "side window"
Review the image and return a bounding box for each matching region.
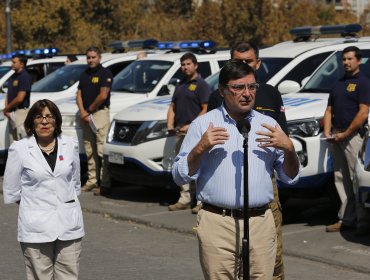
[27,65,44,84]
[197,62,211,78]
[170,61,212,82]
[46,62,65,75]
[360,50,370,79]
[108,61,134,76]
[278,52,333,86]
[218,60,228,68]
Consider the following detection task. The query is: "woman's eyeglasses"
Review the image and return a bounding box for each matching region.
[34,114,55,123]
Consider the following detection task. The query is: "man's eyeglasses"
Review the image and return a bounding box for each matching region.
[226,83,259,95]
[34,114,55,123]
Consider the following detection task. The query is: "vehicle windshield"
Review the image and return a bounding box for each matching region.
[112,60,173,93]
[205,57,291,90]
[302,50,370,93]
[32,64,86,92]
[0,66,11,78]
[258,57,291,83]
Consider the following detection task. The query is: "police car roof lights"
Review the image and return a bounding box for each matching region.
[108,39,159,52]
[290,24,362,41]
[1,47,59,60]
[157,40,216,53]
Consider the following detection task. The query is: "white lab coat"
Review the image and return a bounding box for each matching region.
[3,134,85,243]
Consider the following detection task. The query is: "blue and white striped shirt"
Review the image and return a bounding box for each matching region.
[172,106,300,209]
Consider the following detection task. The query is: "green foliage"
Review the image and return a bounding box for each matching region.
[0,0,368,54]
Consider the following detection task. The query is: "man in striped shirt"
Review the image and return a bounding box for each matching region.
[172,60,300,280]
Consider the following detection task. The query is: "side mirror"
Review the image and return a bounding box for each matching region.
[278,80,301,94]
[158,85,170,96]
[168,78,180,86]
[0,81,9,94]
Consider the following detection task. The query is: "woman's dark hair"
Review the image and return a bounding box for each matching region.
[24,99,63,137]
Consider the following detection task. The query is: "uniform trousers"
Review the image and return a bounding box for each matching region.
[81,107,110,188]
[9,108,28,143]
[331,133,362,226]
[20,238,82,280]
[196,208,276,280]
[175,134,195,205]
[270,176,284,280]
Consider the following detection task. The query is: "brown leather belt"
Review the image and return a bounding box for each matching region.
[202,203,269,219]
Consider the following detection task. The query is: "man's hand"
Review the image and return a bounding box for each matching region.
[256,123,299,179]
[80,111,90,123]
[178,124,190,134]
[187,123,229,175]
[255,123,294,152]
[196,123,229,153]
[3,107,10,119]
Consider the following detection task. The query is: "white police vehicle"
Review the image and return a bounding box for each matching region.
[206,24,368,94]
[354,129,370,208]
[0,48,70,93]
[104,26,370,189]
[0,42,163,163]
[58,40,230,153]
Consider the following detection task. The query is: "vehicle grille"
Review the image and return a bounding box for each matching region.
[112,122,143,144]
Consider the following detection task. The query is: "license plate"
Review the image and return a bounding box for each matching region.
[108,152,124,165]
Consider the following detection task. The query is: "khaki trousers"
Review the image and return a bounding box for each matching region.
[81,108,110,188]
[175,134,195,205]
[270,176,284,280]
[9,108,28,143]
[20,238,82,280]
[331,133,362,226]
[197,209,276,280]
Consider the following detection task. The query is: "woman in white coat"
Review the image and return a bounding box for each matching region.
[3,99,85,280]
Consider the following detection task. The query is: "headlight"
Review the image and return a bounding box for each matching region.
[107,120,116,143]
[107,120,169,145]
[287,119,321,137]
[61,114,80,128]
[133,120,168,145]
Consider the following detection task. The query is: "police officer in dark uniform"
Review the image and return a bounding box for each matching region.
[324,46,370,235]
[76,46,113,196]
[4,54,32,143]
[207,42,288,280]
[167,52,212,214]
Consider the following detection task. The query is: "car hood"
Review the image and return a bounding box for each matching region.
[282,92,329,121]
[114,96,172,121]
[58,92,153,115]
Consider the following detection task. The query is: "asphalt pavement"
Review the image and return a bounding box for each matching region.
[1,179,370,276]
[79,187,370,275]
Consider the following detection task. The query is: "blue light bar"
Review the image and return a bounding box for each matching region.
[156,40,216,50]
[108,39,158,50]
[290,24,362,37]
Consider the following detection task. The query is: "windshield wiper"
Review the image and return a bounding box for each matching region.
[300,88,330,93]
[113,87,136,93]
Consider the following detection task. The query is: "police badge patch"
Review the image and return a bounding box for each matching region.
[346,83,357,93]
[188,84,197,91]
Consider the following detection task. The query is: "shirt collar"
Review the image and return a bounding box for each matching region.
[220,104,254,124]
